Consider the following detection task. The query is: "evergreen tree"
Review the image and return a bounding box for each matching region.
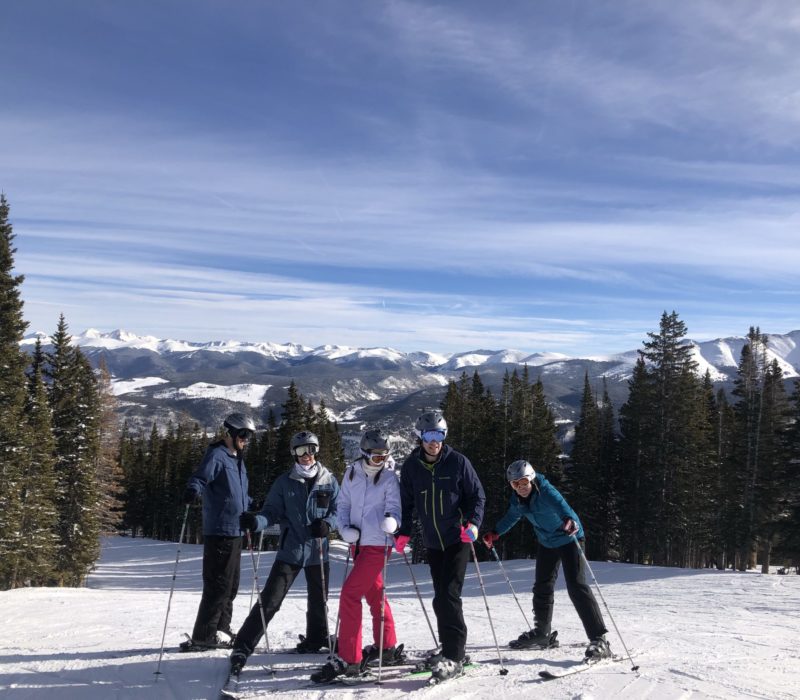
[730,327,769,569]
[94,359,124,533]
[567,373,606,559]
[0,194,33,589]
[12,338,59,586]
[617,358,657,564]
[47,316,101,585]
[623,311,706,566]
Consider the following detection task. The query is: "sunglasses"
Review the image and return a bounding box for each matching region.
[293,444,319,457]
[510,477,531,488]
[421,430,446,443]
[367,450,390,462]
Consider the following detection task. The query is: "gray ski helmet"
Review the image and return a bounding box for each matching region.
[290,430,320,453]
[360,428,390,455]
[506,459,536,483]
[223,413,256,437]
[414,411,448,439]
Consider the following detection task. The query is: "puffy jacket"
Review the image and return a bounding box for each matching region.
[185,441,250,537]
[494,473,583,548]
[399,444,485,550]
[253,464,339,567]
[337,459,401,546]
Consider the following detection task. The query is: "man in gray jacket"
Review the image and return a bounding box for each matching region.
[230,430,340,671]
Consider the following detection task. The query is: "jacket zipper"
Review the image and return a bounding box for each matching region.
[430,468,444,549]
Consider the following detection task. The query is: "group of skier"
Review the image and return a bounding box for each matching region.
[180,410,612,685]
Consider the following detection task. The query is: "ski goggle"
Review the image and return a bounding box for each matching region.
[367,450,390,463]
[510,477,531,488]
[293,444,319,457]
[236,429,254,441]
[421,430,446,443]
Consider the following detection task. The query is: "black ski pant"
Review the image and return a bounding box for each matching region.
[427,541,470,662]
[234,559,330,656]
[191,535,242,643]
[533,540,607,641]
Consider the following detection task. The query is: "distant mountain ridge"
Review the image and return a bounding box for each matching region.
[21,328,800,442]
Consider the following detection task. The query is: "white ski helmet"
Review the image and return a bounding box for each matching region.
[506,460,536,483]
[414,411,448,439]
[223,413,256,438]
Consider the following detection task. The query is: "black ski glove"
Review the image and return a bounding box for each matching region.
[310,519,330,538]
[182,488,199,505]
[239,512,258,533]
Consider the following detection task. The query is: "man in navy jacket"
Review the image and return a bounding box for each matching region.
[180,413,255,651]
[396,411,485,682]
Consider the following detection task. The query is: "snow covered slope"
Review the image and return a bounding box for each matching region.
[0,536,797,699]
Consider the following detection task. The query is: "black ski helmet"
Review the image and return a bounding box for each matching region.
[223,413,256,438]
[360,428,390,458]
[414,411,448,439]
[506,459,536,482]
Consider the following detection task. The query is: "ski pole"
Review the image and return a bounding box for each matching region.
[571,536,639,671]
[486,544,531,629]
[318,536,334,655]
[246,530,274,671]
[249,530,265,610]
[401,550,439,649]
[331,545,352,655]
[154,504,190,679]
[376,539,392,685]
[468,540,508,675]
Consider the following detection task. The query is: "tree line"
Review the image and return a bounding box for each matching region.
[2,193,798,590]
[1,195,124,588]
[447,312,798,572]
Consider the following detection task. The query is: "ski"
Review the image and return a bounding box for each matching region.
[538,655,624,680]
[219,665,241,699]
[219,664,276,698]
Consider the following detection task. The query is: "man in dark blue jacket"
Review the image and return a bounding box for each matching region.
[395,411,485,682]
[230,430,340,672]
[482,460,611,661]
[180,413,255,652]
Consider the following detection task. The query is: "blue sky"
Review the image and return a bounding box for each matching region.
[3,1,800,357]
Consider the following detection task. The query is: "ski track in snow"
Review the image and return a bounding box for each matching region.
[0,536,798,699]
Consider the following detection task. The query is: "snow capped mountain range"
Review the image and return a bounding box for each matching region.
[21,328,800,438]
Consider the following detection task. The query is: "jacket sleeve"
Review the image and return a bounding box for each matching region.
[460,456,486,530]
[336,467,353,531]
[383,469,402,523]
[398,456,415,536]
[494,496,522,536]
[185,447,220,496]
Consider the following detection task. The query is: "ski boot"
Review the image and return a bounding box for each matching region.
[430,657,464,682]
[509,628,559,650]
[584,635,611,661]
[295,634,328,653]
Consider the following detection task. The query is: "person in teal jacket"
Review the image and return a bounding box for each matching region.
[230,430,340,671]
[482,460,611,661]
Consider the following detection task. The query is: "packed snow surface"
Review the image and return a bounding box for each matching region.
[153,383,271,408]
[1,536,798,699]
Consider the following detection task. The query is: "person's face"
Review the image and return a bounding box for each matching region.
[293,444,318,466]
[421,430,445,460]
[510,477,532,497]
[230,429,253,451]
